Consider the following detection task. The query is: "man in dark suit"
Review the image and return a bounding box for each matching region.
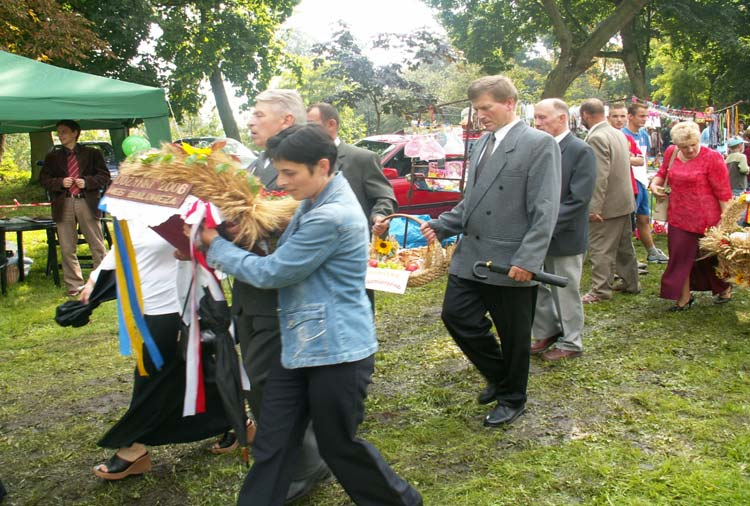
[237,89,330,502]
[421,76,561,427]
[529,99,596,361]
[306,102,397,238]
[40,120,110,296]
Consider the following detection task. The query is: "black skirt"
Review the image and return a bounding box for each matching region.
[98,312,232,448]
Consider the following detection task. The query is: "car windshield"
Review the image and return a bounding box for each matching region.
[355,140,398,158]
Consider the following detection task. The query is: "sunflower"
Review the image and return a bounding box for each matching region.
[375,239,395,255]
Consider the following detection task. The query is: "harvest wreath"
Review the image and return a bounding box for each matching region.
[119,141,299,250]
[699,194,750,286]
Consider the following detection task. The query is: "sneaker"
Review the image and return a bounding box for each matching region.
[647,248,669,263]
[638,262,648,269]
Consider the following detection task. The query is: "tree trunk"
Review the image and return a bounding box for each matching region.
[209,66,241,142]
[30,132,54,182]
[540,0,650,98]
[0,134,5,161]
[620,20,648,99]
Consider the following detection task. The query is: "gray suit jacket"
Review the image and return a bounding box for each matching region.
[549,132,597,257]
[585,122,634,219]
[429,121,561,286]
[336,142,397,221]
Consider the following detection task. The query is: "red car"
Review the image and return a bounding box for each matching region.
[355,134,478,218]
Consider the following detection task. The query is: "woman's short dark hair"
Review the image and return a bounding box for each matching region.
[267,124,338,175]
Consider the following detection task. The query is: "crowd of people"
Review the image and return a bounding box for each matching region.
[37,73,747,505]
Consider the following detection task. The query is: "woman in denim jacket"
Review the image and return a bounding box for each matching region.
[200,124,422,506]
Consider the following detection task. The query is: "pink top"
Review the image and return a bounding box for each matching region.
[656,145,732,234]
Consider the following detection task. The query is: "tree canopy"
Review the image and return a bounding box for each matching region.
[310,25,457,133]
[154,0,299,141]
[0,0,109,64]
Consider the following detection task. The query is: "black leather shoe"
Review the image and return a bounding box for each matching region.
[285,465,332,503]
[477,382,498,405]
[483,404,525,427]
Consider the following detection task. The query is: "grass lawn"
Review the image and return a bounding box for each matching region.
[1,186,749,504]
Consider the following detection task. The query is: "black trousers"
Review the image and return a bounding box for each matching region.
[234,301,325,483]
[237,355,422,506]
[441,274,538,408]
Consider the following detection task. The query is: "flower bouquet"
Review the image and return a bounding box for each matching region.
[369,214,454,288]
[119,141,298,250]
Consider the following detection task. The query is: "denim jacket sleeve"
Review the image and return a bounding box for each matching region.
[206,207,340,289]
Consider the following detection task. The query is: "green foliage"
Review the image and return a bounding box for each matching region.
[62,0,161,86]
[175,112,224,139]
[0,0,109,64]
[154,0,299,121]
[310,25,457,133]
[429,0,648,97]
[0,151,28,184]
[650,42,711,108]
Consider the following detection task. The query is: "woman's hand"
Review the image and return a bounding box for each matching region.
[649,176,668,198]
[650,183,668,198]
[199,226,220,249]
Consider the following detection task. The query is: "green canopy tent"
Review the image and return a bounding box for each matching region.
[0,50,171,177]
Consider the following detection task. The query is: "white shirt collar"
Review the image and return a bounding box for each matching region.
[493,118,521,146]
[334,137,341,147]
[554,129,570,144]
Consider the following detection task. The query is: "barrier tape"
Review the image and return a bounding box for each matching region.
[0,199,51,209]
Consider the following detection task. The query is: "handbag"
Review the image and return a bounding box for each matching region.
[651,147,679,222]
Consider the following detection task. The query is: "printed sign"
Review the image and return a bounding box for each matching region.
[365,267,411,294]
[105,175,192,208]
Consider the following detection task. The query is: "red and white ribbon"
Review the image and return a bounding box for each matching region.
[181,199,225,416]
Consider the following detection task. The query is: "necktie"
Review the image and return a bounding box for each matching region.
[473,133,495,185]
[67,152,81,195]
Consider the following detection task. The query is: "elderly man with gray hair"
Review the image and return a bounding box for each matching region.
[530,99,596,360]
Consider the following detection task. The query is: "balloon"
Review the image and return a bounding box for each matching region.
[122,135,152,156]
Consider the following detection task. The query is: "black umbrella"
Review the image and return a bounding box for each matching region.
[197,286,248,445]
[54,270,117,327]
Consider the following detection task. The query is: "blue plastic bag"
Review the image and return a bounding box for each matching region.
[388,214,458,248]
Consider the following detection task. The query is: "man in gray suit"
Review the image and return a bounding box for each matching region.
[236,89,330,501]
[530,99,596,361]
[421,76,560,427]
[306,102,397,236]
[580,99,640,303]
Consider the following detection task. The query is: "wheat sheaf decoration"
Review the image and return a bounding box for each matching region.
[120,141,299,250]
[700,195,750,286]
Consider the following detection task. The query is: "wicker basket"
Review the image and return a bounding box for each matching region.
[699,197,750,283]
[374,213,455,288]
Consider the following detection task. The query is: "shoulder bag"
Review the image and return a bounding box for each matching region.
[651,147,679,222]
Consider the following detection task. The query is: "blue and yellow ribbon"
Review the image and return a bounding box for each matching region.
[112,218,164,375]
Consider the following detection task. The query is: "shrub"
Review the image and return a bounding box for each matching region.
[0,152,30,184]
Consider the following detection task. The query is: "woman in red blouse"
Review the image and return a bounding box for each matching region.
[650,121,732,311]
